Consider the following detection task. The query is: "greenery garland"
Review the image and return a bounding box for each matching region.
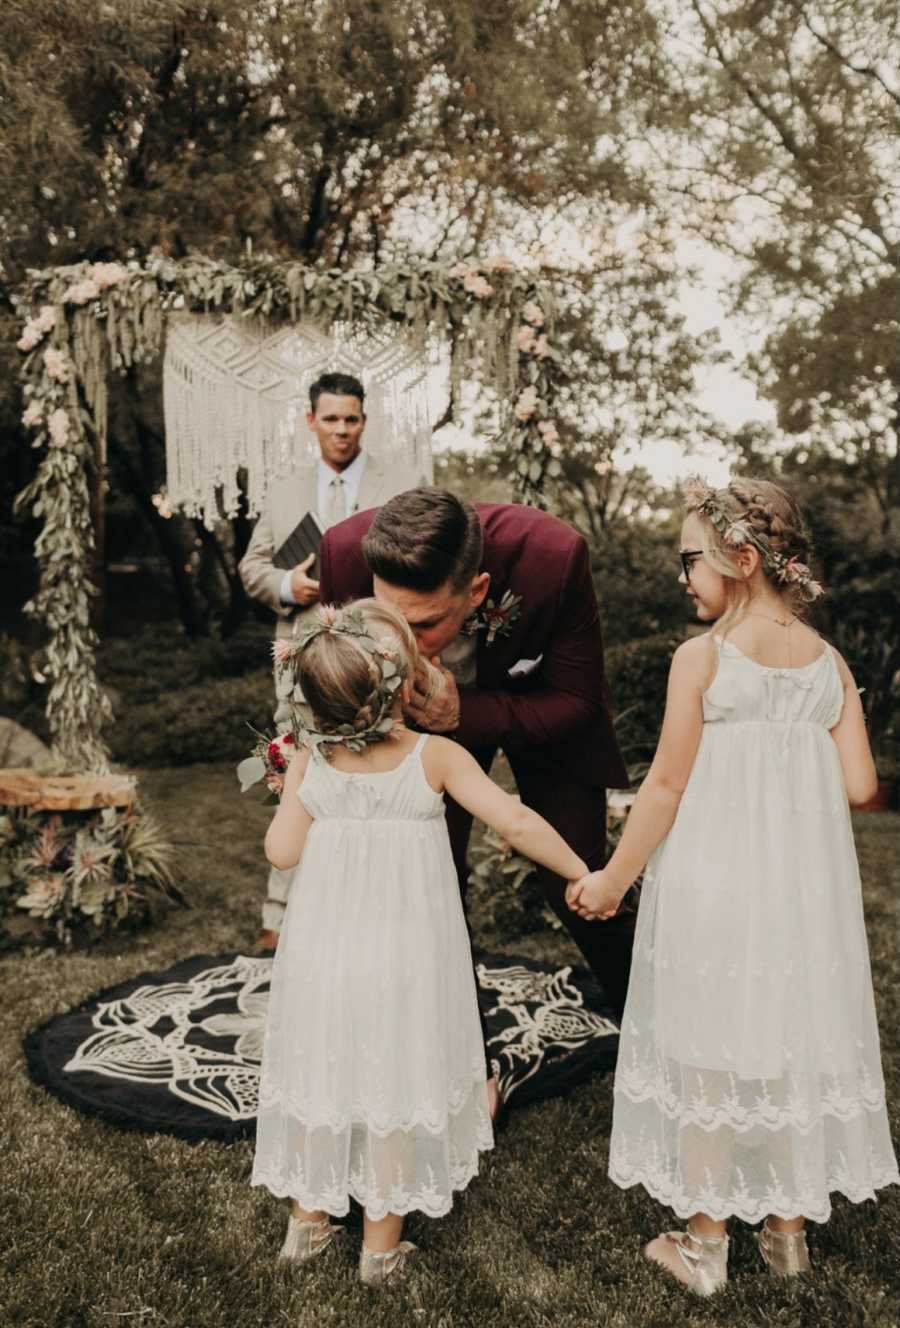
[15,254,564,772]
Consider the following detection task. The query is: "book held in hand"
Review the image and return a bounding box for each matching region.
[272,511,323,575]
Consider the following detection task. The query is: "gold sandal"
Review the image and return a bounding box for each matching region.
[756,1221,810,1276]
[359,1240,418,1287]
[278,1213,344,1264]
[645,1227,729,1296]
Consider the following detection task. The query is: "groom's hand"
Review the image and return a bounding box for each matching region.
[405,658,461,732]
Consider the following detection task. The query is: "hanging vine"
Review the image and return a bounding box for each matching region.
[15,254,565,772]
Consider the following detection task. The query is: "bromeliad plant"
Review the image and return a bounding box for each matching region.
[0,801,185,948]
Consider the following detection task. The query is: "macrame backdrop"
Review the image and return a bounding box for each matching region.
[163,315,434,519]
[15,254,562,770]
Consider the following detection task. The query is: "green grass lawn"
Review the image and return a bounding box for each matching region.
[2,766,898,1328]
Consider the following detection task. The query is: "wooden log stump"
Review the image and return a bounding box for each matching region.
[0,769,137,811]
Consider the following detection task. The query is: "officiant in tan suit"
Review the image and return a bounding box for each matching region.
[239,370,425,947]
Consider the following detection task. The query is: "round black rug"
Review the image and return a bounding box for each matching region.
[23,951,619,1141]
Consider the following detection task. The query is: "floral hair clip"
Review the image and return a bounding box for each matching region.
[682,476,824,602]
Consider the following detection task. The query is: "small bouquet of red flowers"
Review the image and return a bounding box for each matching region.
[237,727,297,801]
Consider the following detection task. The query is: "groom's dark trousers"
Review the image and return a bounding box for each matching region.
[445,745,635,1021]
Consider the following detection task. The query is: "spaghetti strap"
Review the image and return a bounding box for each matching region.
[412,732,430,758]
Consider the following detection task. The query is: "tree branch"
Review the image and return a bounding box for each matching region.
[801,7,900,108]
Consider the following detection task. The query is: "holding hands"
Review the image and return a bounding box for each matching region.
[566,870,624,922]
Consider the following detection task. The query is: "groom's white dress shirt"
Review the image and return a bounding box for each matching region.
[440,632,478,689]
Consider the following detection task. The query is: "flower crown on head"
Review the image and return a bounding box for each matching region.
[682,476,824,602]
[273,604,407,757]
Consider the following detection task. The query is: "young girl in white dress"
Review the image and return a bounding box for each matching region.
[252,598,589,1286]
[568,477,898,1295]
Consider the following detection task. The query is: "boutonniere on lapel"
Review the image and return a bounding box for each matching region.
[462,590,523,646]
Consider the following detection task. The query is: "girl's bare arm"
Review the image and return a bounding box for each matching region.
[265,749,314,869]
[571,635,709,910]
[432,739,588,882]
[830,651,878,806]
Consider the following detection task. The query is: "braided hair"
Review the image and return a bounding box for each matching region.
[294,599,420,752]
[684,476,822,634]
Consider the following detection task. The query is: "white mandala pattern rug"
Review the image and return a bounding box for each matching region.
[24,952,619,1140]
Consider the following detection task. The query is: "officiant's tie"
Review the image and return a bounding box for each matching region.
[323,474,347,530]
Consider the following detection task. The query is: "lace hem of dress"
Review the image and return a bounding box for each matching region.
[257,1067,490,1138]
[251,1128,494,1221]
[614,1073,888,1135]
[608,1156,900,1224]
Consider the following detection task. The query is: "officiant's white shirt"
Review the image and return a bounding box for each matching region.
[280,453,368,604]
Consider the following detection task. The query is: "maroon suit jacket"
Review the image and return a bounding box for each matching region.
[318,502,629,788]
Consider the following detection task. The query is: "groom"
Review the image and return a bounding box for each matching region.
[318,488,634,1021]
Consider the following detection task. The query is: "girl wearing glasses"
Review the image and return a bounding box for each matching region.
[567,477,897,1295]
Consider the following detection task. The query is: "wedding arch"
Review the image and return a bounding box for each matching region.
[14,254,565,774]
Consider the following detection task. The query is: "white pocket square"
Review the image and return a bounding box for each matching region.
[507,654,543,679]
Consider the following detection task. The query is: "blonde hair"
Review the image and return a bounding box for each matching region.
[688,477,817,639]
[296,598,420,742]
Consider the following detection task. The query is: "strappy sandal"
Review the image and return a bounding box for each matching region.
[278,1213,344,1264]
[359,1240,418,1287]
[756,1221,810,1276]
[645,1226,729,1296]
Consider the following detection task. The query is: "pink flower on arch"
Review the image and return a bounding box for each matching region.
[17,323,41,352]
[63,277,101,305]
[522,301,545,327]
[44,346,71,381]
[47,408,70,448]
[515,386,539,421]
[516,325,537,353]
[22,400,43,429]
[533,334,550,358]
[35,306,57,333]
[463,271,494,299]
[537,419,559,446]
[91,262,128,289]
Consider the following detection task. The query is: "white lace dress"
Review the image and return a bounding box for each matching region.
[609,637,898,1222]
[251,734,493,1220]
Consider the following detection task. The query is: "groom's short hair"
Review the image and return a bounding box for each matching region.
[363,489,483,593]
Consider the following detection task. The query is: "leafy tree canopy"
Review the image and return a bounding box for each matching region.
[654,0,900,519]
